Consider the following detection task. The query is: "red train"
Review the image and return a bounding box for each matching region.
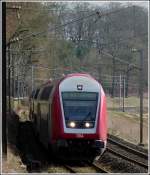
[29,73,107,159]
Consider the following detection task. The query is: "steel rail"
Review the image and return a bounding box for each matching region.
[64,161,109,173]
[107,147,148,169]
[108,138,148,159]
[63,164,78,173]
[87,161,109,173]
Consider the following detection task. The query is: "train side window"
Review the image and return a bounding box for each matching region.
[40,86,53,100]
[34,88,40,99]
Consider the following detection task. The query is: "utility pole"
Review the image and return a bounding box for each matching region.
[8,43,11,115]
[122,76,125,112]
[2,2,7,155]
[111,57,115,98]
[139,49,144,146]
[11,53,14,99]
[132,48,144,146]
[119,74,122,108]
[6,5,21,20]
[16,64,19,104]
[31,65,34,92]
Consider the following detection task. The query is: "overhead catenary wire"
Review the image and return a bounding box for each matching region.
[9,5,134,43]
[6,4,134,13]
[101,32,147,48]
[6,5,95,12]
[8,31,147,53]
[7,5,146,70]
[79,31,147,52]
[80,50,140,70]
[6,48,47,53]
[100,50,140,69]
[6,6,99,13]
[7,4,146,56]
[8,4,147,48]
[7,5,146,94]
[11,12,99,42]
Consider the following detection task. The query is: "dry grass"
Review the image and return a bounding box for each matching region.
[5,104,29,173]
[108,110,148,147]
[13,99,30,121]
[47,166,70,173]
[108,110,148,124]
[2,146,27,173]
[106,96,148,109]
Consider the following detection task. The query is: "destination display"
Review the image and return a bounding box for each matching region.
[62,92,98,100]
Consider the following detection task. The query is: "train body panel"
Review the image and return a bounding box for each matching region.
[59,74,101,134]
[97,87,107,141]
[30,73,107,157]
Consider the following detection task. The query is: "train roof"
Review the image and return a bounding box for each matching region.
[63,73,93,78]
[33,73,99,92]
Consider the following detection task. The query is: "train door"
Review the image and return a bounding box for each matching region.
[39,85,53,148]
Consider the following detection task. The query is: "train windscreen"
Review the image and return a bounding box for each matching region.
[62,92,98,124]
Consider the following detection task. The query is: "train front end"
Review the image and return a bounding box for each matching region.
[52,73,107,158]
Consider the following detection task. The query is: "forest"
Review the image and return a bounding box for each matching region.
[6,2,148,97]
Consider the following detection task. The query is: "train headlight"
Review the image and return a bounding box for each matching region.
[69,121,76,128]
[85,122,90,128]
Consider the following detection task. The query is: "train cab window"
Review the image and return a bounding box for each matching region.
[34,88,40,99]
[62,92,98,126]
[40,86,53,100]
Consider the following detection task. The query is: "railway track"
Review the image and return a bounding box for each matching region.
[107,138,148,169]
[17,119,148,173]
[63,160,109,173]
[84,160,109,173]
[63,164,77,173]
[108,137,148,158]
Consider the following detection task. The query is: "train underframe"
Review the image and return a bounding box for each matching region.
[49,139,106,161]
[31,114,106,161]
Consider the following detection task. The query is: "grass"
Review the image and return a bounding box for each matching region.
[108,110,148,125]
[2,146,27,173]
[13,99,29,110]
[47,166,70,173]
[108,108,148,147]
[13,99,29,121]
[106,96,148,108]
